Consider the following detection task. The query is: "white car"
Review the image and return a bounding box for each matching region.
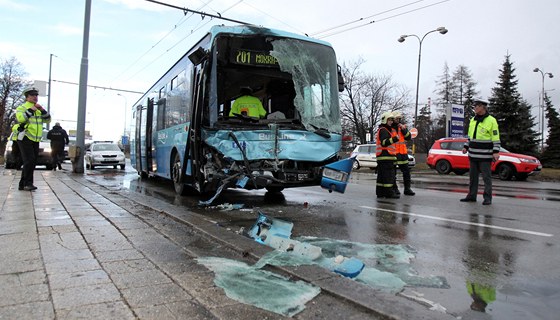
[85,141,125,170]
[350,144,415,170]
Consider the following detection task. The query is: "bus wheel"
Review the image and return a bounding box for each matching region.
[172,152,186,195]
[266,186,284,193]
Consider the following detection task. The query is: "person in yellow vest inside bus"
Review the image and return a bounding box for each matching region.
[15,86,51,191]
[229,87,267,118]
[391,111,415,196]
[376,112,400,199]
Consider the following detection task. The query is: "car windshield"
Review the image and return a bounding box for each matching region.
[499,147,510,153]
[92,144,120,152]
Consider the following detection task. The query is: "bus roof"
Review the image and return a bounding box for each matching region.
[206,25,333,48]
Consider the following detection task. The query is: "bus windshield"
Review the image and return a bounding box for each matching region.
[213,35,341,133]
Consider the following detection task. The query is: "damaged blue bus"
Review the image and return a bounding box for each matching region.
[130,25,344,196]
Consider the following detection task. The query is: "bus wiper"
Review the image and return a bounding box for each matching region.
[310,124,331,139]
[234,113,259,122]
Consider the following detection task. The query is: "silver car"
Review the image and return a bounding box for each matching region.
[85,141,125,170]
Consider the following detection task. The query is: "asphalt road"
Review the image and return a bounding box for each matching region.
[88,164,560,320]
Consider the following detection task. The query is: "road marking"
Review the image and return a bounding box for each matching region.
[359,206,553,237]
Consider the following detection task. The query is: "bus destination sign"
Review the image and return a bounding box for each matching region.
[233,49,278,66]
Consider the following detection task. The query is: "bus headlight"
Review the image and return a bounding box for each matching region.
[322,168,348,182]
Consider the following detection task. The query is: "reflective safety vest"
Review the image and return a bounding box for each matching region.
[464,113,500,161]
[376,126,397,161]
[15,101,51,142]
[392,125,411,164]
[229,95,266,118]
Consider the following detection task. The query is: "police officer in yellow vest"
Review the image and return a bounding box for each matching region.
[15,86,51,191]
[460,98,500,205]
[229,87,267,118]
[10,123,23,170]
[376,112,400,199]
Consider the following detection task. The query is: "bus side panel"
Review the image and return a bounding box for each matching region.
[152,124,190,179]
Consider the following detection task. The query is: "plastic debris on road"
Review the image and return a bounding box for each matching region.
[247,212,365,278]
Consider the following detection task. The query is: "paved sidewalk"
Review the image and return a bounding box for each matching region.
[0,169,207,319]
[0,168,451,320]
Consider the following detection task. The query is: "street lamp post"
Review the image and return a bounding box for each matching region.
[117,93,127,139]
[398,27,448,134]
[533,68,553,151]
[46,53,57,130]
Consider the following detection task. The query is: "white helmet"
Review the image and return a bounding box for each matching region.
[22,86,39,96]
[392,111,403,119]
[381,111,394,125]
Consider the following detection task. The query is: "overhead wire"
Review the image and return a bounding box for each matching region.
[316,0,451,39]
[310,0,426,37]
[110,0,217,85]
[122,0,244,82]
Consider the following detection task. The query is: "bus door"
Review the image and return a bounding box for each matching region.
[135,98,154,175]
[183,61,206,186]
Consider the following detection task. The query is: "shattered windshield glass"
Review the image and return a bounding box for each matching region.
[270,39,341,133]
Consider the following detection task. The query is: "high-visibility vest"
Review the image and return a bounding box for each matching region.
[376,126,397,161]
[15,101,50,142]
[465,113,500,161]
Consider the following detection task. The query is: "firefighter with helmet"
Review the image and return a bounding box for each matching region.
[391,111,415,195]
[15,86,51,191]
[375,111,400,199]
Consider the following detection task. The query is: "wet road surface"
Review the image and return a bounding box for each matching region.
[87,164,560,319]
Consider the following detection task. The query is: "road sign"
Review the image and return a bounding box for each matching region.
[410,128,418,138]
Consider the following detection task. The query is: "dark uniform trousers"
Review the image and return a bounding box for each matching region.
[467,159,492,201]
[17,137,39,188]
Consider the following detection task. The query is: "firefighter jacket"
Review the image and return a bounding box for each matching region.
[463,112,500,162]
[15,101,51,142]
[391,124,412,164]
[376,124,398,161]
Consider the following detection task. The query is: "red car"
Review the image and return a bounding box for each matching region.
[427,138,542,181]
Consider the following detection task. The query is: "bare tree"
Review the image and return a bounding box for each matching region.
[1,56,29,156]
[340,59,411,145]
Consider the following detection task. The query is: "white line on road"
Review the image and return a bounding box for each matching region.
[359,206,553,237]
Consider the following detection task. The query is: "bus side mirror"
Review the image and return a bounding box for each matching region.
[188,47,208,65]
[337,65,345,92]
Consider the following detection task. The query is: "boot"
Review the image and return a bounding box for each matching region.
[58,163,62,170]
[404,180,415,196]
[392,184,401,195]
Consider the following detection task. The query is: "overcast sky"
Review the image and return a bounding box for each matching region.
[1,0,558,140]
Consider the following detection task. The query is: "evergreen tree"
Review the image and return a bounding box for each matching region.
[541,94,560,168]
[415,102,433,154]
[488,54,539,155]
[450,65,478,135]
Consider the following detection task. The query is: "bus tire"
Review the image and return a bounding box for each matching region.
[266,186,284,193]
[172,152,187,195]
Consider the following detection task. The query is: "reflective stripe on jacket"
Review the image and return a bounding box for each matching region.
[464,113,500,161]
[376,125,397,161]
[15,101,51,142]
[11,124,20,141]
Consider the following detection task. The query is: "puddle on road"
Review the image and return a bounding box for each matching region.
[197,257,320,317]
